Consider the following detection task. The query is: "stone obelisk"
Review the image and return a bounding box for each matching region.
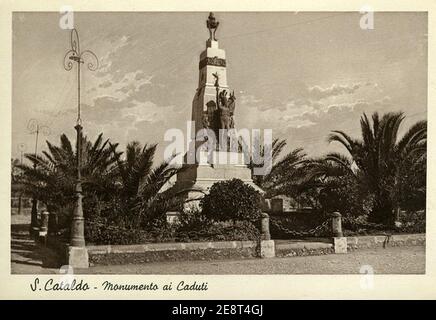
[191,13,228,139]
[172,13,261,205]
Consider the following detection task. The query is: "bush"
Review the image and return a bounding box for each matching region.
[175,206,260,242]
[398,210,426,233]
[177,207,212,229]
[318,174,373,218]
[341,215,382,236]
[79,179,265,245]
[342,211,426,235]
[175,220,260,242]
[84,215,260,245]
[200,179,262,222]
[80,192,184,245]
[85,219,151,245]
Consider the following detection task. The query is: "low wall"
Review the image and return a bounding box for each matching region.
[87,240,259,265]
[275,241,334,257]
[346,233,425,250]
[46,233,425,266]
[275,233,425,257]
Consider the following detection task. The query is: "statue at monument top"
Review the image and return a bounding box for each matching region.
[206,12,219,41]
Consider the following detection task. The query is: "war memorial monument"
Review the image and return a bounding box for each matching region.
[171,13,263,203]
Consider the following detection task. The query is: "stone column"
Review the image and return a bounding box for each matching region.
[331,212,347,254]
[260,212,271,240]
[331,211,343,237]
[259,213,275,258]
[39,211,49,233]
[39,211,49,245]
[29,197,39,237]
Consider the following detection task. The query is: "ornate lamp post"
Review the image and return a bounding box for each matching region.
[27,119,50,235]
[18,143,26,165]
[17,143,26,216]
[63,29,98,251]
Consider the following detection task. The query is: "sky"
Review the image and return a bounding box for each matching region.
[12,12,427,163]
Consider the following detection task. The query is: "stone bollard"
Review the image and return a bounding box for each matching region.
[260,212,271,240]
[29,199,39,238]
[331,211,343,237]
[40,211,49,232]
[330,212,347,254]
[259,213,275,258]
[39,211,49,245]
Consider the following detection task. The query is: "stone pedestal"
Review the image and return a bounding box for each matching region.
[333,237,348,254]
[331,213,347,253]
[39,211,49,238]
[67,246,89,268]
[172,150,262,206]
[260,240,275,258]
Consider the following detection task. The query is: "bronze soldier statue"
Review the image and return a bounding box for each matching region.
[207,70,237,148]
[228,91,236,128]
[218,90,236,130]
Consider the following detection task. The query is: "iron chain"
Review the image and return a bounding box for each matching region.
[342,217,385,229]
[270,218,330,237]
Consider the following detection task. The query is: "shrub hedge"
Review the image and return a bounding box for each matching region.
[200,178,262,222]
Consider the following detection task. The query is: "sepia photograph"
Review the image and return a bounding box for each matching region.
[9,9,427,280]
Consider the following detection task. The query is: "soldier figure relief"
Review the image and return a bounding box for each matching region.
[218,90,236,130]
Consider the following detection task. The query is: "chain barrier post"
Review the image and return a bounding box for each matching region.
[259,212,275,258]
[38,210,49,245]
[260,212,271,240]
[330,211,343,237]
[330,212,347,254]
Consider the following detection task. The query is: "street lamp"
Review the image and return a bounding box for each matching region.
[17,143,26,216]
[27,119,50,235]
[63,28,99,249]
[18,143,26,165]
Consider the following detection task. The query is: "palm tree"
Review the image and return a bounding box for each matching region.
[306,153,371,217]
[19,132,182,243]
[249,138,315,204]
[19,133,117,222]
[11,158,21,184]
[327,112,426,225]
[108,141,180,229]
